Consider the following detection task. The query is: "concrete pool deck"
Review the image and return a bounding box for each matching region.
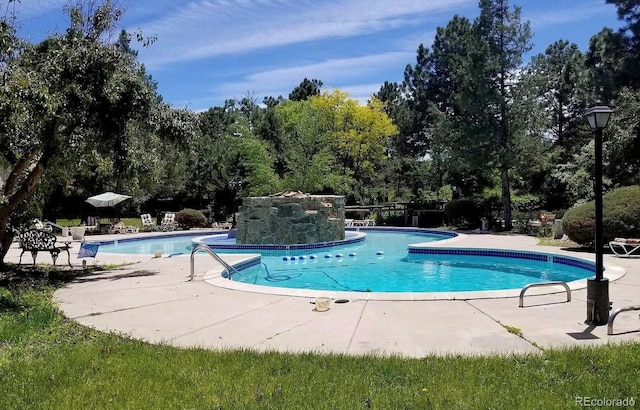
[6,230,640,357]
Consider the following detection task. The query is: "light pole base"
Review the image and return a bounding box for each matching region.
[586,277,609,325]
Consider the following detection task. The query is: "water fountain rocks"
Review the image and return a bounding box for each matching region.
[236,192,345,245]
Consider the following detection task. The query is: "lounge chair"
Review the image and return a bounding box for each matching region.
[212,221,232,230]
[160,212,177,231]
[140,213,156,231]
[32,219,53,233]
[609,238,640,257]
[107,221,139,234]
[108,221,126,234]
[86,216,100,233]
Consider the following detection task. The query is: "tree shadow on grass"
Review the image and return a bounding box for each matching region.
[0,264,156,289]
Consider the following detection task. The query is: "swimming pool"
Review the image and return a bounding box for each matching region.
[97,229,595,293]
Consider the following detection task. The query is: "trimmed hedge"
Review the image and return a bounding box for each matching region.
[176,208,207,228]
[562,185,640,245]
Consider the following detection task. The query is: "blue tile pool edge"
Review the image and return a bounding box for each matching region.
[407,247,596,273]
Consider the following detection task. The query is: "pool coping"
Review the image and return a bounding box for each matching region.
[200,232,627,301]
[85,228,627,301]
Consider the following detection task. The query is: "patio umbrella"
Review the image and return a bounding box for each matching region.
[85,192,132,208]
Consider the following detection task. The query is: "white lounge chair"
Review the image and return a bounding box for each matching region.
[32,219,53,233]
[212,221,232,230]
[160,212,177,231]
[108,221,126,234]
[140,213,156,231]
[86,216,100,233]
[609,238,640,257]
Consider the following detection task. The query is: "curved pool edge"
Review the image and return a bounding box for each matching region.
[88,228,627,301]
[201,246,627,301]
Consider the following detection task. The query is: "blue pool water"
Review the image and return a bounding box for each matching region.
[97,230,593,292]
[98,232,210,255]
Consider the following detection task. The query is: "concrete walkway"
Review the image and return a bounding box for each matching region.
[7,231,639,357]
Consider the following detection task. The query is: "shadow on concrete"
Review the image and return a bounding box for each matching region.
[519,299,571,308]
[567,325,600,340]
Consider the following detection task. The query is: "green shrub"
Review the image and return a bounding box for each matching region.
[511,194,542,213]
[562,186,640,245]
[176,208,207,228]
[443,199,481,227]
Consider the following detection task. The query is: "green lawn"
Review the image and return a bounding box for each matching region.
[1,270,639,409]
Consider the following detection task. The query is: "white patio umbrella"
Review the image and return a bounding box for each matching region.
[85,192,132,208]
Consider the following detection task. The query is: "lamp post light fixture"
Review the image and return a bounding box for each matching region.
[584,104,613,325]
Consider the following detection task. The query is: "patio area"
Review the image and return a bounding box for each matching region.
[5,232,639,357]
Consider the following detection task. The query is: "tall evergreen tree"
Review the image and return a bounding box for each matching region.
[288,78,323,101]
[473,0,532,229]
[606,0,640,88]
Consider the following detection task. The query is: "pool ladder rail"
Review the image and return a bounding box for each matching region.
[519,281,571,308]
[607,305,640,335]
[189,243,237,281]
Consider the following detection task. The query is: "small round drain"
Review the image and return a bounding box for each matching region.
[334,299,350,304]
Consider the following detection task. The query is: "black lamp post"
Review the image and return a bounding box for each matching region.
[228,178,243,227]
[584,104,613,325]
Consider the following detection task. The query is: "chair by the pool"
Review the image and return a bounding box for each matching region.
[212,221,232,230]
[161,212,177,231]
[86,216,100,233]
[108,221,139,234]
[609,238,640,257]
[108,221,126,234]
[140,213,156,231]
[31,218,53,233]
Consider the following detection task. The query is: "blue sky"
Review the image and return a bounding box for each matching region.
[12,0,624,111]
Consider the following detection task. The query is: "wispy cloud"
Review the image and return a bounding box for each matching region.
[210,51,412,102]
[133,0,472,68]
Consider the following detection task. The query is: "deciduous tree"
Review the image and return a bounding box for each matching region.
[0,1,160,263]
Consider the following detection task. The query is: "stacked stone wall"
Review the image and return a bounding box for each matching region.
[236,194,345,245]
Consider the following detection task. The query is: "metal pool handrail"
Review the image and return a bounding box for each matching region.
[189,243,236,281]
[607,305,640,335]
[519,281,571,307]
